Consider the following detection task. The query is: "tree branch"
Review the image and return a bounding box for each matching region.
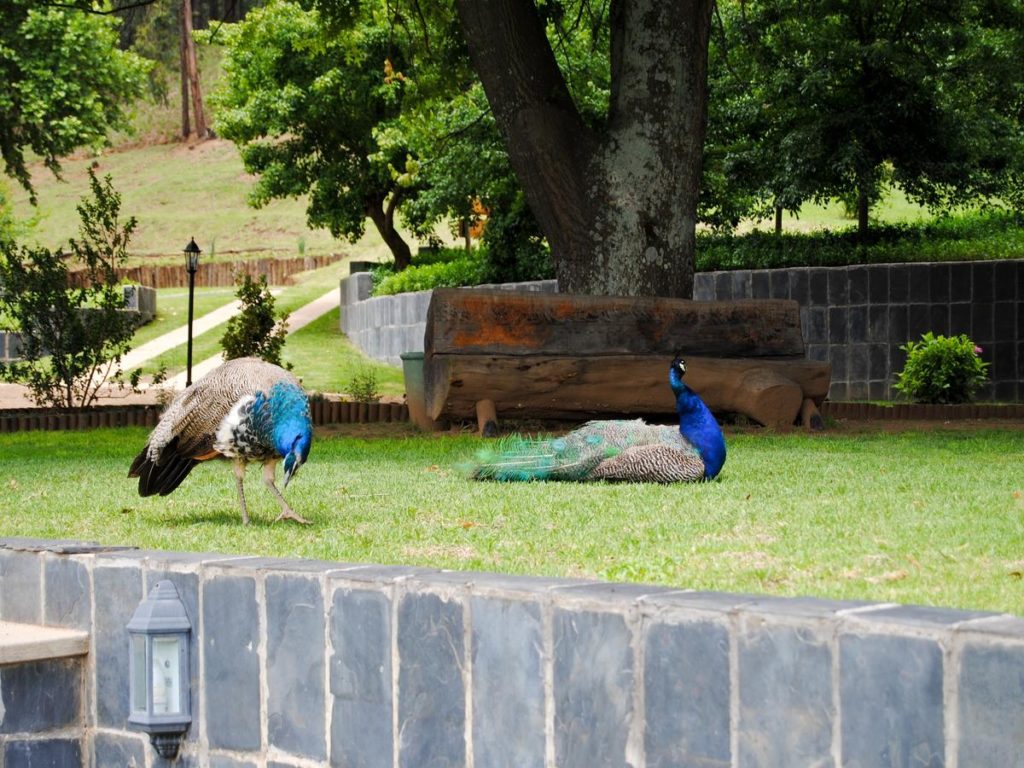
[41,0,159,15]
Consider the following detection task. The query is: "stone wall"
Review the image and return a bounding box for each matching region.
[3,537,1023,767]
[694,260,1022,402]
[0,657,84,765]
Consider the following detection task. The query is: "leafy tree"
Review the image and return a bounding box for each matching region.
[0,172,140,408]
[707,0,1024,238]
[214,0,417,269]
[220,272,290,367]
[0,1,150,200]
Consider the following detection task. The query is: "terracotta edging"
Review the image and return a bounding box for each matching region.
[820,401,1024,420]
[0,399,409,434]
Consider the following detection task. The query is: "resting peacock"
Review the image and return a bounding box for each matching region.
[128,357,313,524]
[470,357,726,483]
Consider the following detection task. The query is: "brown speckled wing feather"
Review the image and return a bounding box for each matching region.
[589,444,706,483]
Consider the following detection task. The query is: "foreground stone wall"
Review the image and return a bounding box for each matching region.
[2,537,1023,767]
[0,657,84,765]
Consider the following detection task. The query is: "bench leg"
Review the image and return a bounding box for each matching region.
[800,398,825,431]
[476,399,499,438]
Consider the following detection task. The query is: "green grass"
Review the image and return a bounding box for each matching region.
[129,287,237,347]
[2,425,1022,614]
[283,307,405,396]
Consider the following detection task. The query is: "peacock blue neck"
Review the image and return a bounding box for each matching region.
[670,372,727,480]
[264,382,313,458]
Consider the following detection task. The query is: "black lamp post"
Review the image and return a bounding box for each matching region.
[183,238,201,387]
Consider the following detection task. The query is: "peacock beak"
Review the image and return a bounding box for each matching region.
[283,453,299,488]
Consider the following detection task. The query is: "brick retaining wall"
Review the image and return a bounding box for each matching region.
[2,538,1022,766]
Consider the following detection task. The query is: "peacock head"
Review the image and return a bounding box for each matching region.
[278,422,313,488]
[669,356,688,394]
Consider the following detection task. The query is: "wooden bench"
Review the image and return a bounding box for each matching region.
[416,288,831,432]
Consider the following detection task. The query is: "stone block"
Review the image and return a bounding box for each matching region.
[869,344,889,380]
[890,264,911,303]
[848,266,868,304]
[94,565,143,728]
[692,274,714,301]
[949,262,972,303]
[973,261,995,303]
[471,597,545,768]
[554,609,633,768]
[209,758,258,768]
[806,344,828,363]
[994,260,1017,301]
[0,550,41,623]
[0,658,81,733]
[847,380,869,400]
[908,303,931,340]
[91,732,146,768]
[789,269,808,304]
[888,305,908,344]
[645,620,730,768]
[828,307,848,344]
[803,307,827,345]
[908,264,931,302]
[827,269,849,306]
[732,270,754,300]
[828,346,848,381]
[809,270,829,306]
[848,305,867,343]
[992,341,1015,381]
[854,604,995,628]
[868,305,888,342]
[714,271,733,300]
[928,304,949,336]
[752,271,770,299]
[397,592,465,768]
[848,344,870,383]
[929,263,950,304]
[4,738,81,768]
[331,588,393,768]
[769,270,789,299]
[867,266,889,304]
[266,574,326,760]
[958,642,1024,765]
[971,302,994,344]
[949,302,971,336]
[994,302,1016,342]
[203,575,261,751]
[840,634,943,767]
[738,623,832,767]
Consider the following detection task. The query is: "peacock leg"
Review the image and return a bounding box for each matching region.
[233,460,250,525]
[263,461,311,525]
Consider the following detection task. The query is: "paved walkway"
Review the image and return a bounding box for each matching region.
[162,288,338,389]
[120,299,245,371]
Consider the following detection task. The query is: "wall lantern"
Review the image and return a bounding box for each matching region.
[183,237,202,387]
[127,580,192,759]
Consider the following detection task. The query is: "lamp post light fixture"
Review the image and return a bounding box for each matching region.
[127,580,193,760]
[184,237,202,387]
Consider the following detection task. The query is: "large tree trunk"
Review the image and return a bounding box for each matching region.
[181,0,208,140]
[455,0,713,298]
[367,194,412,271]
[179,6,190,139]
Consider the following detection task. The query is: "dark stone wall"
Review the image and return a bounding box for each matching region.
[4,538,1024,766]
[695,260,1022,402]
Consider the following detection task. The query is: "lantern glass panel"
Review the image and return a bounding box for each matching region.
[130,634,148,713]
[152,636,181,715]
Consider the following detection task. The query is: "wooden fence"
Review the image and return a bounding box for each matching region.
[0,398,409,434]
[66,253,344,289]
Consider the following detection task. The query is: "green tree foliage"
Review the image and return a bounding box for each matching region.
[0,172,139,408]
[214,0,417,269]
[0,1,150,201]
[707,0,1024,236]
[220,273,290,367]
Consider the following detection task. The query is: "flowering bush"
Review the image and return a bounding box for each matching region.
[893,333,989,404]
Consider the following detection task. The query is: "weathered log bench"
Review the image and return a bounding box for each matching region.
[417,288,831,432]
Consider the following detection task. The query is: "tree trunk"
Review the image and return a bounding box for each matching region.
[179,6,190,139]
[456,0,713,298]
[857,185,869,242]
[775,204,783,235]
[182,0,207,140]
[367,194,412,271]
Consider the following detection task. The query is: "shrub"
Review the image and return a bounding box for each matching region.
[893,333,989,404]
[372,249,488,296]
[346,366,380,403]
[220,273,290,367]
[0,171,139,408]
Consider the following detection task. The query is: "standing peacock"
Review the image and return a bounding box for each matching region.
[470,358,726,482]
[128,357,313,524]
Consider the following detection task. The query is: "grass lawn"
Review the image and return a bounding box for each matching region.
[129,287,238,348]
[1,424,1021,615]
